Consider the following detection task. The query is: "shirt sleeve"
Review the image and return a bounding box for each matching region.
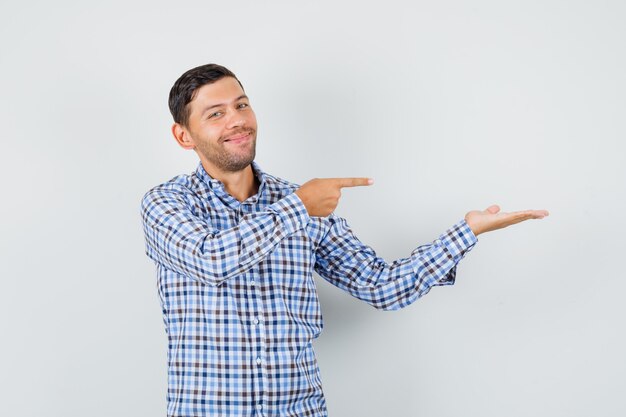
[141,185,310,286]
[313,215,478,311]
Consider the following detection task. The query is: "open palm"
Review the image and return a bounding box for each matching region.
[465,205,549,236]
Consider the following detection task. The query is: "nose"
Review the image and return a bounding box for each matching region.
[225,109,245,129]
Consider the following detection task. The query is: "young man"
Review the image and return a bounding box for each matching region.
[141,64,548,417]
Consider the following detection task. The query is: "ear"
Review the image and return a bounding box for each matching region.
[172,123,196,150]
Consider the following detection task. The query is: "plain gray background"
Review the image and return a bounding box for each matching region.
[1,0,625,416]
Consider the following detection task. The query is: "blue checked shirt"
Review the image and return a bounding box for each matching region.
[141,161,478,417]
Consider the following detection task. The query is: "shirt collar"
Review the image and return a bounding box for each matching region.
[195,161,268,202]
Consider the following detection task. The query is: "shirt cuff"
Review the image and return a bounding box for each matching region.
[268,192,311,235]
[436,219,478,263]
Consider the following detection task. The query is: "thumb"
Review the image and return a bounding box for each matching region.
[486,204,501,214]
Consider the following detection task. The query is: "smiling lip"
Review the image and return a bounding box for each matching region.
[223,132,251,144]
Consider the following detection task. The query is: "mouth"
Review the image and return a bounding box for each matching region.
[223,131,252,144]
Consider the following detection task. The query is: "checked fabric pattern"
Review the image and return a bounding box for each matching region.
[141,161,478,417]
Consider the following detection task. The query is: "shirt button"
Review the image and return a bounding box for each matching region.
[250,280,255,286]
[256,357,262,365]
[257,404,263,411]
[253,317,260,325]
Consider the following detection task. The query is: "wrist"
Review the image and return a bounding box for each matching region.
[464,214,482,237]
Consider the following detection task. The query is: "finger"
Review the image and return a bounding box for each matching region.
[485,204,501,214]
[334,177,374,188]
[512,209,550,219]
[501,210,550,226]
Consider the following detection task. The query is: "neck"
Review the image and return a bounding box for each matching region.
[201,161,259,202]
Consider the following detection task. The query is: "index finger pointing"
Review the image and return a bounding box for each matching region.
[335,177,375,188]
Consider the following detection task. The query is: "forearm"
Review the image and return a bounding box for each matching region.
[314,217,478,310]
[142,189,309,286]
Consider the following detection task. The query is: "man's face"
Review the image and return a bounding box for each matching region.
[181,76,257,174]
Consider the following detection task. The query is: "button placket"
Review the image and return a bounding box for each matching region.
[248,272,267,415]
[244,200,268,415]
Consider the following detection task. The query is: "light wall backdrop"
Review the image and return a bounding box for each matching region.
[1,1,625,416]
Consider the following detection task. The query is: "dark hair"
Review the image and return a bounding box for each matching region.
[168,63,244,126]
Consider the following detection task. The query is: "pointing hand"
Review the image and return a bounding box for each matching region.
[295,177,373,217]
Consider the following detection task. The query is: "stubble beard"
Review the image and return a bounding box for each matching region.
[198,130,257,173]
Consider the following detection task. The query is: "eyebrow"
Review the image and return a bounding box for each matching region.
[201,94,249,115]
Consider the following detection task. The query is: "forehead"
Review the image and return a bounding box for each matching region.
[189,77,245,109]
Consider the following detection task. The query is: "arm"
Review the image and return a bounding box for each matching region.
[140,184,309,286]
[313,215,478,311]
[294,177,548,310]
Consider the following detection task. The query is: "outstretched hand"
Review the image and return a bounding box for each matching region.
[464,205,549,236]
[295,177,374,217]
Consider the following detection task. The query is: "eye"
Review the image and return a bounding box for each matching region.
[208,111,223,119]
[237,102,249,109]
